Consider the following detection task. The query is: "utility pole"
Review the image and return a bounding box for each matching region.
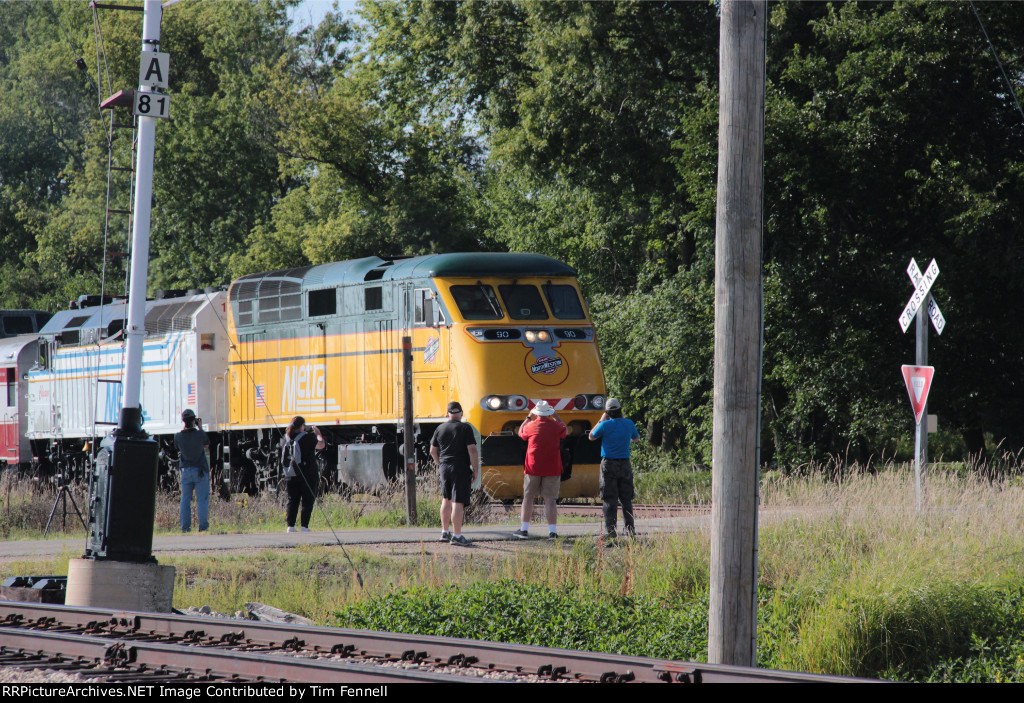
[709,0,766,668]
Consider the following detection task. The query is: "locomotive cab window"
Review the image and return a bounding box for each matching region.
[450,285,503,320]
[543,284,585,320]
[414,289,439,326]
[498,285,548,320]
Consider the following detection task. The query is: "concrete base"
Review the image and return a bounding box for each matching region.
[66,558,175,612]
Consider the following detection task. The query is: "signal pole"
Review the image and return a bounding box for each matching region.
[66,0,174,612]
[709,0,766,668]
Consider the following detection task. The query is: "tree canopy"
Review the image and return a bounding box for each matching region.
[1,0,1021,464]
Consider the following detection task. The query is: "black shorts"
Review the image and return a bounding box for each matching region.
[440,464,472,505]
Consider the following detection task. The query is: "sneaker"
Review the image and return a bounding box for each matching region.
[286,526,298,533]
[548,532,559,540]
[512,529,529,540]
[604,529,617,539]
[301,527,312,533]
[439,531,452,542]
[450,534,470,547]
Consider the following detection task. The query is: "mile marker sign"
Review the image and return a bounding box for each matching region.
[901,365,935,425]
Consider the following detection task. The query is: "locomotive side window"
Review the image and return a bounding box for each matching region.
[414,288,438,326]
[498,285,549,320]
[365,286,383,311]
[4,368,13,407]
[308,288,337,317]
[450,285,503,320]
[543,284,585,320]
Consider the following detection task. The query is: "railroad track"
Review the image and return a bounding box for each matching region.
[0,602,863,683]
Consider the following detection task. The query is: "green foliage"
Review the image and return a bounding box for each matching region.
[335,579,710,662]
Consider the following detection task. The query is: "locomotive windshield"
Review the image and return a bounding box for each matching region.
[450,285,504,320]
[498,285,548,320]
[542,284,585,320]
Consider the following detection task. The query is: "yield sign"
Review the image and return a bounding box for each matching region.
[901,365,935,425]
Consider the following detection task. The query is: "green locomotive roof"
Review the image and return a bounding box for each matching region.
[232,253,577,293]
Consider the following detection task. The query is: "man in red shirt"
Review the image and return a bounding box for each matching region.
[513,400,567,540]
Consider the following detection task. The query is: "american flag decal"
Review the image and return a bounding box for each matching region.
[186,383,196,405]
[255,384,267,408]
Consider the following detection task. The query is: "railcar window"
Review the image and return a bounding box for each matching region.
[543,284,585,320]
[256,279,302,324]
[308,288,337,317]
[450,285,503,320]
[365,286,383,311]
[5,370,13,407]
[2,315,33,335]
[498,285,548,320]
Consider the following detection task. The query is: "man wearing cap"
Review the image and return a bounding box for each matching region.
[430,401,480,546]
[513,400,567,540]
[589,398,640,538]
[174,409,210,533]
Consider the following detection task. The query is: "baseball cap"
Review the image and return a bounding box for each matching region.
[605,398,622,411]
[447,401,463,414]
[181,408,196,422]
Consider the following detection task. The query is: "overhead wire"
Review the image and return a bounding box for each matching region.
[968,0,1024,127]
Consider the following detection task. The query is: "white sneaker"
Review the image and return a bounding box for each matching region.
[301,527,311,533]
[286,526,298,533]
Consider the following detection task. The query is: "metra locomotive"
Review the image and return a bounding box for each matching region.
[8,253,608,500]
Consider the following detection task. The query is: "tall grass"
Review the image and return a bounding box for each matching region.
[6,460,1024,680]
[758,466,1024,678]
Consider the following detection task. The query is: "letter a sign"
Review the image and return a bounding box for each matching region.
[138,52,169,89]
[901,365,935,426]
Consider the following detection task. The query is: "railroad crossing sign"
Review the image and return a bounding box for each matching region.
[901,365,935,425]
[899,258,945,334]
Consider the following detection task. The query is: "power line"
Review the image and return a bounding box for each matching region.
[968,0,1024,128]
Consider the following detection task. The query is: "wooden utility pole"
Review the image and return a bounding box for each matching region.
[709,0,766,668]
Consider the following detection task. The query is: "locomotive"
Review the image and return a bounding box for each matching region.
[7,252,609,501]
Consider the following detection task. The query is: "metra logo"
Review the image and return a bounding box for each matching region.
[281,363,340,413]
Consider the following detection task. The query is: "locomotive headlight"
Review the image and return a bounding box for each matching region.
[524,329,550,343]
[524,330,537,342]
[592,395,605,409]
[485,395,503,410]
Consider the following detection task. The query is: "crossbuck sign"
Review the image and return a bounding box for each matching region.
[899,259,945,334]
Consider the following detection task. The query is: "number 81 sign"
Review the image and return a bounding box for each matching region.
[134,91,171,119]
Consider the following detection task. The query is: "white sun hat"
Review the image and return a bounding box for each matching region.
[531,400,555,416]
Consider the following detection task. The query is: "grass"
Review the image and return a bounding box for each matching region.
[6,459,1024,681]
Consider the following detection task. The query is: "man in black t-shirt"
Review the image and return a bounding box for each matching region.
[175,409,210,532]
[429,401,479,546]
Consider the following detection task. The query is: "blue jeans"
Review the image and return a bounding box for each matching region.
[180,466,210,532]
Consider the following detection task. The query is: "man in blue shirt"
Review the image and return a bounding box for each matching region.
[588,398,640,538]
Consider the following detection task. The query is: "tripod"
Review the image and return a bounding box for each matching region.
[44,463,87,535]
